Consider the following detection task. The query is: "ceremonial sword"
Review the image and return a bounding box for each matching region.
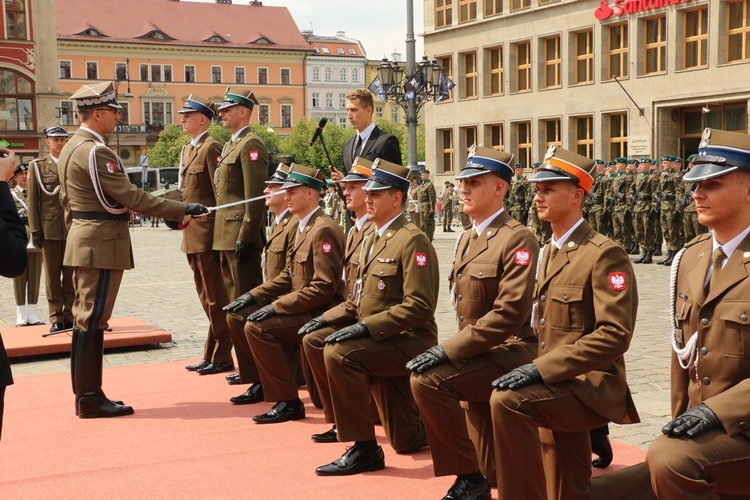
[178,189,287,229]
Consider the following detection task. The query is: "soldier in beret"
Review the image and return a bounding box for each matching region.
[657,154,679,265]
[26,124,74,332]
[680,153,708,243]
[58,81,207,418]
[490,146,640,499]
[419,168,436,240]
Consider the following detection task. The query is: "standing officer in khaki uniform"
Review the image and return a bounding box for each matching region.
[306,160,437,476]
[407,176,420,228]
[418,169,436,241]
[176,95,234,376]
[27,124,74,332]
[229,164,344,422]
[490,146,640,500]
[59,82,207,418]
[213,88,268,402]
[441,181,454,232]
[407,147,539,500]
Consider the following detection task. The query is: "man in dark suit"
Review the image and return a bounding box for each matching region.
[341,89,402,170]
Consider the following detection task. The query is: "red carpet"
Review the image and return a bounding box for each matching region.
[1,317,172,358]
[0,360,645,499]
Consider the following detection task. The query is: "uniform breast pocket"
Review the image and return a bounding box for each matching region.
[220,157,241,181]
[369,264,399,299]
[675,296,693,332]
[266,247,284,272]
[293,251,312,281]
[184,171,204,189]
[466,263,498,303]
[548,285,584,331]
[720,301,750,358]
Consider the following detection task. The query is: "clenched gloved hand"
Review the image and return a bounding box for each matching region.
[31,230,44,249]
[298,316,328,336]
[324,321,369,344]
[406,345,449,373]
[492,363,542,390]
[662,404,722,438]
[246,304,276,323]
[236,240,253,264]
[223,293,254,314]
[185,203,209,216]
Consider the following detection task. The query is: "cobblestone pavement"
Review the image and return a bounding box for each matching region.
[0,221,675,449]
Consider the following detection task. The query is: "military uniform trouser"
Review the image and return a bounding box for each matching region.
[660,207,681,251]
[587,209,603,234]
[13,250,42,306]
[443,204,453,229]
[420,211,435,241]
[408,210,420,229]
[42,239,74,323]
[634,210,656,252]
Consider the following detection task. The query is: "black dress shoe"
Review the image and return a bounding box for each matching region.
[230,383,264,405]
[78,394,134,419]
[49,322,66,333]
[63,322,74,329]
[226,373,242,385]
[252,399,305,424]
[185,360,211,371]
[312,426,338,443]
[197,361,235,375]
[590,425,613,469]
[443,475,491,500]
[315,444,385,476]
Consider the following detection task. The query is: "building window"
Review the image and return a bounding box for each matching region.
[436,0,452,28]
[143,101,172,131]
[164,65,172,82]
[438,55,453,101]
[459,0,477,22]
[391,107,399,123]
[514,121,532,168]
[337,47,345,55]
[59,101,75,126]
[325,93,333,108]
[511,0,531,12]
[235,67,245,84]
[539,0,560,4]
[60,61,72,79]
[485,0,502,17]
[325,68,332,81]
[608,112,628,160]
[339,93,346,108]
[460,126,477,161]
[487,45,503,96]
[281,104,292,128]
[86,62,98,80]
[461,51,477,99]
[338,117,347,127]
[118,102,130,126]
[312,67,320,81]
[340,68,347,81]
[543,118,561,152]
[281,68,291,85]
[5,0,27,40]
[574,30,593,84]
[487,123,504,151]
[322,47,330,54]
[543,35,561,88]
[258,67,268,85]
[352,68,359,82]
[574,115,594,158]
[728,0,750,63]
[644,15,667,74]
[514,41,531,92]
[140,64,148,81]
[438,128,454,173]
[375,106,383,118]
[115,63,127,82]
[151,64,162,82]
[185,65,196,83]
[683,7,708,69]
[211,66,222,83]
[258,104,269,125]
[608,23,629,79]
[312,93,320,108]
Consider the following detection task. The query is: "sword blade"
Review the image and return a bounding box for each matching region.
[207,189,286,212]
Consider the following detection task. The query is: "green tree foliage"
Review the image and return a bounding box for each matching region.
[147,124,188,167]
[373,118,408,165]
[278,117,355,176]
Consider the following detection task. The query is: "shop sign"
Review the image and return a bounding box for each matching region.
[595,0,692,21]
[0,137,40,150]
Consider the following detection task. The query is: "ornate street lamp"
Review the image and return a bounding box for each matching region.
[114,58,134,166]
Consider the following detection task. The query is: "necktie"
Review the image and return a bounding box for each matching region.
[355,135,363,159]
[463,229,478,259]
[368,232,380,259]
[708,247,726,292]
[546,244,559,275]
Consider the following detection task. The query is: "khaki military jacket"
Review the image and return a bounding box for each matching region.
[407,185,419,213]
[180,134,222,254]
[441,188,454,208]
[250,208,344,315]
[27,155,66,240]
[658,170,677,210]
[588,174,606,213]
[442,211,539,365]
[58,128,185,270]
[672,232,750,437]
[418,180,436,214]
[533,220,640,425]
[263,210,298,282]
[212,127,268,251]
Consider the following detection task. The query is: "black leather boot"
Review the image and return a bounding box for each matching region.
[662,250,675,266]
[71,327,79,415]
[76,329,133,418]
[590,424,613,469]
[642,251,653,264]
[653,246,662,256]
[634,252,647,264]
[657,249,672,265]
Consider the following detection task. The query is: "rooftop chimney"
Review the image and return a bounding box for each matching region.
[216,0,231,4]
[250,0,263,5]
[336,31,346,38]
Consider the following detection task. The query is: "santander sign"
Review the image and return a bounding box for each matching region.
[594,0,692,21]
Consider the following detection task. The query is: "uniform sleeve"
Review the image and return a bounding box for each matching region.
[238,136,267,245]
[705,380,750,435]
[534,244,638,383]
[0,181,27,277]
[26,160,41,233]
[251,221,295,304]
[364,232,439,340]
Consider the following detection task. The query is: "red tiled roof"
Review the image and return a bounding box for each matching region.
[307,41,365,58]
[56,0,310,51]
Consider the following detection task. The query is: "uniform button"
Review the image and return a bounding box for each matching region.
[740,421,748,428]
[563,295,568,301]
[459,316,464,322]
[702,377,711,385]
[457,273,462,279]
[700,347,708,355]
[380,271,384,275]
[540,318,546,326]
[379,332,384,336]
[346,278,351,283]
[540,295,546,302]
[701,318,710,326]
[479,271,483,276]
[513,336,519,340]
[742,314,748,322]
[458,295,462,301]
[540,341,546,349]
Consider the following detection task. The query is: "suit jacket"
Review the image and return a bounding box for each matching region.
[212,127,268,251]
[250,208,344,315]
[533,220,640,425]
[180,134,222,254]
[27,155,66,240]
[0,181,26,278]
[672,232,750,437]
[323,218,375,323]
[263,210,298,282]
[342,125,402,170]
[58,128,185,270]
[442,211,539,364]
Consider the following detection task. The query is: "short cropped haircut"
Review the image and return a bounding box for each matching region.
[346,88,374,110]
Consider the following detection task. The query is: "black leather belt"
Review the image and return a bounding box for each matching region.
[71,210,130,221]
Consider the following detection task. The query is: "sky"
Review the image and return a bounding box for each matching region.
[197,0,426,63]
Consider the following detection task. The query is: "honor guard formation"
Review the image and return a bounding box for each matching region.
[2,82,749,500]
